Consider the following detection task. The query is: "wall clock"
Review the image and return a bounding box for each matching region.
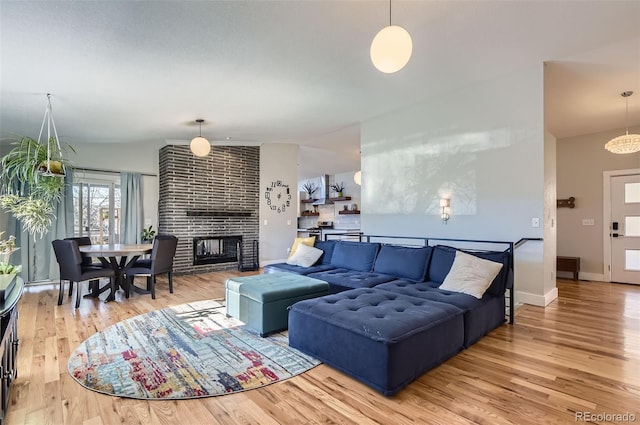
[264,180,291,213]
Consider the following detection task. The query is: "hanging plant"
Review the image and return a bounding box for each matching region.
[0,135,73,237]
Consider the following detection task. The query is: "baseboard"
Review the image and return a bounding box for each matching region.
[516,287,558,307]
[578,272,605,282]
[260,259,287,267]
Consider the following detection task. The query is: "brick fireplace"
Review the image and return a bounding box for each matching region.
[158,145,260,274]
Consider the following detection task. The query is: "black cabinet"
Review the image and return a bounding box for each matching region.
[0,277,23,425]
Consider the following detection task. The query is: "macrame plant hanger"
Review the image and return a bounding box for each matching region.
[36,93,66,177]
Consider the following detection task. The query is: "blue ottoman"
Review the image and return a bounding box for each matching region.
[288,288,464,395]
[225,272,329,336]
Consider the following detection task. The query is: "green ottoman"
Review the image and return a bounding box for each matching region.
[225,272,329,336]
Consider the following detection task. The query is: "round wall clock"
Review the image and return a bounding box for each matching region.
[264,180,291,213]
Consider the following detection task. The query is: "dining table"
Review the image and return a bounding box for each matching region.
[79,243,153,301]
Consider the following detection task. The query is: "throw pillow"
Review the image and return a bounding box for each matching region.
[286,243,324,267]
[439,251,503,299]
[289,236,316,257]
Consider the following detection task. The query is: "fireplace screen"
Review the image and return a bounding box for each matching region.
[193,236,242,265]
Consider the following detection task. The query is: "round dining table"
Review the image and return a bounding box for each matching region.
[79,243,153,301]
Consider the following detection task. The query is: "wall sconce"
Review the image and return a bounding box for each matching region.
[440,198,450,224]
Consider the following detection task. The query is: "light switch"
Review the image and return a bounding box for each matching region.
[531,218,540,228]
[582,218,595,226]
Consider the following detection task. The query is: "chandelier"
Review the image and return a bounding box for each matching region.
[605,91,640,154]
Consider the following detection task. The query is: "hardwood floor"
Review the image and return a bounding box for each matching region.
[6,274,640,424]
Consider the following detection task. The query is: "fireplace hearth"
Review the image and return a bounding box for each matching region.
[193,236,242,266]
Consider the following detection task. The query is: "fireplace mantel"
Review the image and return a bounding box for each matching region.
[186,210,253,217]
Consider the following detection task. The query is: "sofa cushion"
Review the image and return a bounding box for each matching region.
[375,279,482,311]
[307,269,396,291]
[427,245,457,284]
[439,251,503,299]
[263,263,336,275]
[314,240,338,265]
[330,241,380,272]
[289,236,315,257]
[465,249,511,296]
[427,245,511,296]
[373,244,432,282]
[374,279,505,347]
[286,243,324,267]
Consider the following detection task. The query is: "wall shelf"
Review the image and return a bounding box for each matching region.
[301,199,317,204]
[338,210,360,215]
[301,212,320,216]
[330,196,352,201]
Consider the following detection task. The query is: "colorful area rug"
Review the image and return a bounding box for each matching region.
[68,300,320,399]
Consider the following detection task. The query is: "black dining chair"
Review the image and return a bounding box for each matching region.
[52,239,116,308]
[64,236,107,296]
[124,235,178,299]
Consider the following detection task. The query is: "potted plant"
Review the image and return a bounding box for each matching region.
[330,181,345,198]
[302,181,318,200]
[0,135,73,238]
[141,225,156,243]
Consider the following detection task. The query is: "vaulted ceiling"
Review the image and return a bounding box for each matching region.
[1,1,639,179]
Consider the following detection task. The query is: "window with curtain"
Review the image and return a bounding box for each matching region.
[72,174,121,244]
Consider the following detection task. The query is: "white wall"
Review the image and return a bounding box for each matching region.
[556,125,640,279]
[260,143,299,265]
[360,65,553,305]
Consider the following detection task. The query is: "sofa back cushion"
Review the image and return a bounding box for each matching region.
[314,240,338,265]
[428,245,458,284]
[330,241,380,272]
[373,244,432,282]
[428,245,511,297]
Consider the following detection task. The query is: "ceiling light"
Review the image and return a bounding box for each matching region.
[190,119,210,157]
[370,0,413,74]
[354,170,362,186]
[605,91,640,154]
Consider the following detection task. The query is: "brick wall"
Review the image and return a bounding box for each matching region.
[158,145,260,274]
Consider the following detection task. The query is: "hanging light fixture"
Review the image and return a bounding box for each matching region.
[190,119,210,157]
[605,91,640,154]
[354,170,362,186]
[370,0,413,74]
[36,93,66,177]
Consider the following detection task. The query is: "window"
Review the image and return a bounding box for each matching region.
[73,174,121,244]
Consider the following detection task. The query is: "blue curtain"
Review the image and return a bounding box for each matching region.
[120,172,142,244]
[46,168,75,280]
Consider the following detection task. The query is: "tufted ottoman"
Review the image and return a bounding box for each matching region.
[225,272,329,336]
[288,287,464,395]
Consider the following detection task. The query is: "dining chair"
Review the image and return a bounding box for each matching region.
[52,239,116,308]
[64,236,107,296]
[124,235,178,299]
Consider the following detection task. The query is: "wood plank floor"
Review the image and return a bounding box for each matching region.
[6,273,640,424]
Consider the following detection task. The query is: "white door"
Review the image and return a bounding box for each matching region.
[610,174,640,284]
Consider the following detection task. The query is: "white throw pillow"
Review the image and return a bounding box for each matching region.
[439,251,503,299]
[286,243,323,267]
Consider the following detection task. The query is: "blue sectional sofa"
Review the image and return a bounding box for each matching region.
[264,236,514,395]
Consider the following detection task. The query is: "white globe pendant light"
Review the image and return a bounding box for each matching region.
[190,119,211,157]
[370,1,412,74]
[370,25,413,73]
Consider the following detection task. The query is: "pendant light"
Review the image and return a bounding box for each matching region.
[190,119,210,157]
[37,93,66,177]
[605,91,640,154]
[370,0,413,74]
